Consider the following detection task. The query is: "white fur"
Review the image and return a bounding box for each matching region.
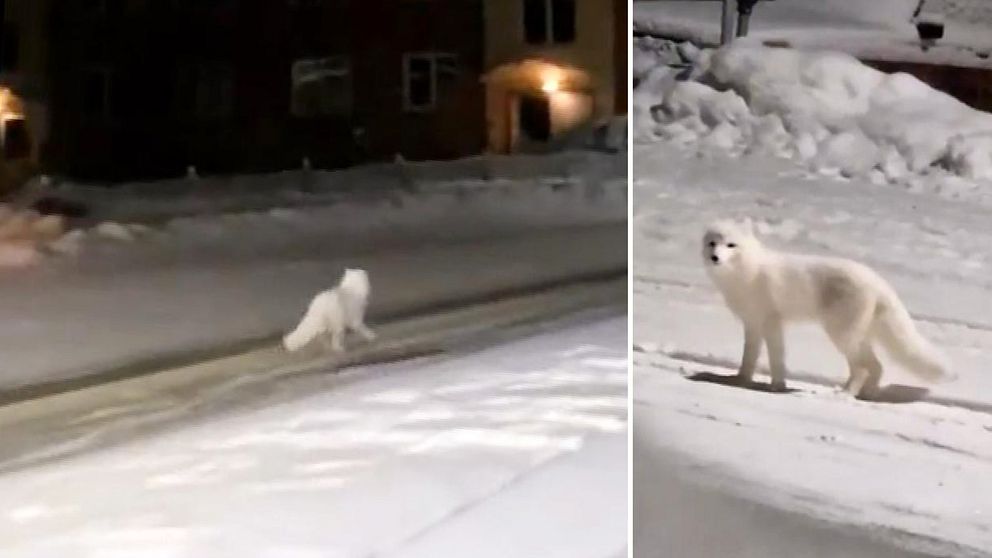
[702,218,952,397]
[283,268,376,353]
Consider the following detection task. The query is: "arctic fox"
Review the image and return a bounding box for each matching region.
[283,268,376,353]
[702,219,952,397]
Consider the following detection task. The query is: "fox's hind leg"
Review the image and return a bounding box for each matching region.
[843,355,869,397]
[321,325,345,353]
[858,345,883,398]
[353,321,376,342]
[823,294,876,397]
[843,346,881,398]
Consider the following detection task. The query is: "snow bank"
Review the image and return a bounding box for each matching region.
[15,151,625,266]
[29,151,625,223]
[635,41,992,186]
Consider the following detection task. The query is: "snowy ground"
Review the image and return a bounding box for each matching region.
[0,312,628,557]
[633,142,992,556]
[0,151,627,556]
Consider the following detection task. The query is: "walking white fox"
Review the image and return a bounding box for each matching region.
[702,218,953,397]
[283,268,376,353]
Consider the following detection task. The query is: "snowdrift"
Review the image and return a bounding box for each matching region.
[635,41,992,185]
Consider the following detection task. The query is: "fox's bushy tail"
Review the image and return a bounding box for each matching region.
[872,291,953,382]
[283,295,325,352]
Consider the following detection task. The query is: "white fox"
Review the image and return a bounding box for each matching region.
[702,219,952,397]
[283,268,376,353]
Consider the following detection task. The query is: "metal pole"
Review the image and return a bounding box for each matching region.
[737,0,759,38]
[736,12,751,37]
[720,0,737,45]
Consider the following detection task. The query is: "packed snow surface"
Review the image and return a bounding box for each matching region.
[0,317,628,557]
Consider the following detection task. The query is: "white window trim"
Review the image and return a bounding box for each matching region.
[290,55,352,117]
[543,0,554,44]
[402,52,456,113]
[528,0,574,45]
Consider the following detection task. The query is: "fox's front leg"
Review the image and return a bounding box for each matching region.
[736,324,762,385]
[764,317,787,392]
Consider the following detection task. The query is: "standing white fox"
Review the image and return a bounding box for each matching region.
[702,218,952,397]
[283,268,376,353]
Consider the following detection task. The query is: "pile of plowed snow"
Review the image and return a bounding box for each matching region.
[0,205,67,268]
[635,42,992,185]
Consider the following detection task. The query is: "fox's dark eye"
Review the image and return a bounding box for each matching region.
[708,241,716,248]
[726,243,737,248]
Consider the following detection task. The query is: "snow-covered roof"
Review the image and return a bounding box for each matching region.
[633,0,992,69]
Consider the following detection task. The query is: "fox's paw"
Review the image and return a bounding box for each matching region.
[769,380,787,393]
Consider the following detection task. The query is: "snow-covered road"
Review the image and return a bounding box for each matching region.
[633,143,992,556]
[0,314,628,557]
[0,224,624,394]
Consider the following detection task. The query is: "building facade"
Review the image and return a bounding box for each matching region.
[483,0,626,153]
[5,0,487,184]
[0,0,50,191]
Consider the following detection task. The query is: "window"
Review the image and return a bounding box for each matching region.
[177,64,234,119]
[193,65,234,119]
[81,69,112,117]
[523,0,547,43]
[290,56,352,117]
[1,23,19,72]
[551,0,576,43]
[402,53,457,112]
[2,117,30,160]
[522,0,575,45]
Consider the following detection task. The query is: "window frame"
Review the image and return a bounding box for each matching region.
[402,52,457,113]
[290,55,353,118]
[522,0,576,45]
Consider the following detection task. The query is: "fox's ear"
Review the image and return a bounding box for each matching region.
[741,217,755,237]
